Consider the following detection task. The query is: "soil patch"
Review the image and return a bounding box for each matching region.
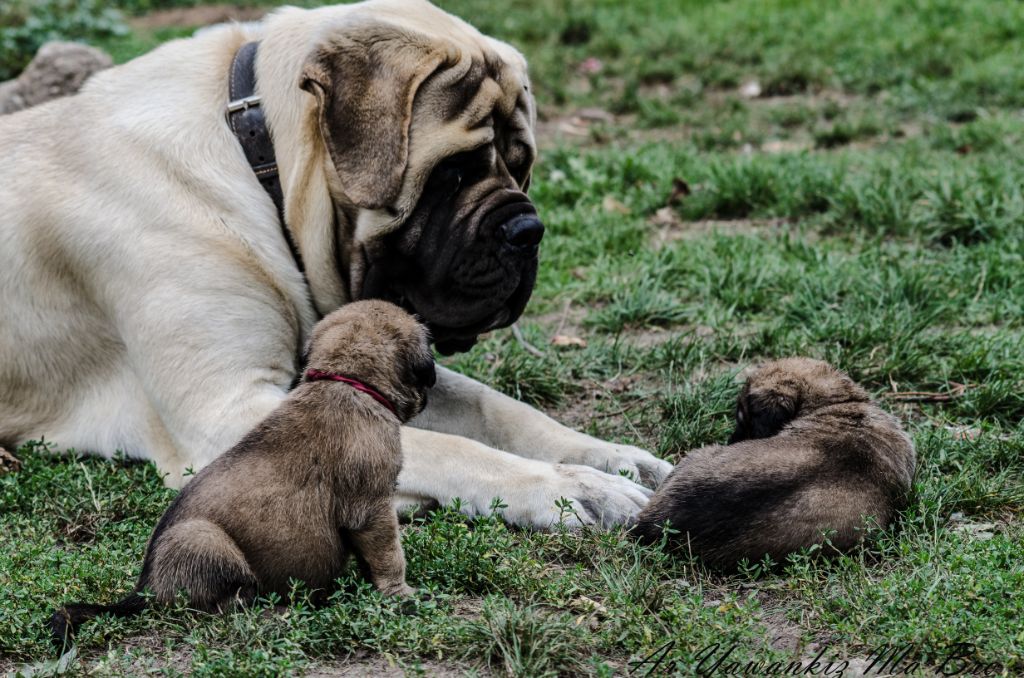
[651,217,797,248]
[306,656,483,677]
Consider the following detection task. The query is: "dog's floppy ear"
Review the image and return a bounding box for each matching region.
[729,385,799,443]
[300,21,451,209]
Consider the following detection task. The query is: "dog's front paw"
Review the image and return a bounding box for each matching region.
[500,463,653,530]
[563,441,673,489]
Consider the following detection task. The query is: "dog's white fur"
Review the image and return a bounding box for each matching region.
[0,0,670,528]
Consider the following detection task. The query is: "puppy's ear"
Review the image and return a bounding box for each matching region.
[729,386,798,443]
[411,356,436,388]
[301,21,452,209]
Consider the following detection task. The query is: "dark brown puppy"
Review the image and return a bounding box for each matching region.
[51,300,435,648]
[634,358,915,568]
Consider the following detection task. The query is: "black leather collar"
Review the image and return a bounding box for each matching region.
[227,41,306,275]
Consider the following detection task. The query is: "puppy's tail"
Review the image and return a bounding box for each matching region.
[50,592,147,652]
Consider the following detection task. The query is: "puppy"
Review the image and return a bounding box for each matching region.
[634,358,915,568]
[51,300,435,648]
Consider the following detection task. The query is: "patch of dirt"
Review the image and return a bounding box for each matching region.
[0,658,20,675]
[534,109,614,149]
[761,138,814,153]
[108,632,195,674]
[533,85,917,153]
[535,108,697,150]
[947,511,1013,542]
[763,612,806,653]
[7,632,199,676]
[306,656,486,677]
[746,88,861,109]
[619,324,713,349]
[544,371,665,444]
[523,302,588,344]
[451,596,486,621]
[543,378,613,431]
[12,635,480,676]
[130,4,266,30]
[524,302,706,353]
[650,216,795,249]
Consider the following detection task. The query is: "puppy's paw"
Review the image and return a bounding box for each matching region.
[563,441,673,489]
[380,582,416,598]
[500,463,653,530]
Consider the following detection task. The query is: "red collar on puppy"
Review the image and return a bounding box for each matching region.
[304,369,397,417]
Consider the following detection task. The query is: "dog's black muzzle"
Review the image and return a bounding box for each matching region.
[360,193,543,355]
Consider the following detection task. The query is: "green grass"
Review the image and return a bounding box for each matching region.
[3,0,1024,675]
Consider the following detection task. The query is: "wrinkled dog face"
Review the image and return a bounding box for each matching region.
[361,49,541,356]
[302,6,541,355]
[367,133,540,355]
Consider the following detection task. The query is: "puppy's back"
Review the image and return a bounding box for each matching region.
[636,430,900,566]
[635,361,915,568]
[164,382,402,538]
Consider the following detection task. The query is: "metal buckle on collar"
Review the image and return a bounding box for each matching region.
[226,94,261,114]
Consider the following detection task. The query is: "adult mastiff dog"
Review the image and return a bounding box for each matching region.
[0,0,670,528]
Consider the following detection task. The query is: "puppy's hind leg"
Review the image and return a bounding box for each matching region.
[347,504,414,597]
[147,519,258,612]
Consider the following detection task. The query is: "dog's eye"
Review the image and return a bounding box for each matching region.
[442,167,462,196]
[432,155,468,195]
[428,160,462,202]
[436,148,490,182]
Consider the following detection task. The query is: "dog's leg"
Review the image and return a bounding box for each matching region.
[396,427,652,529]
[147,519,259,612]
[152,379,288,490]
[409,366,672,488]
[146,380,288,490]
[348,504,413,597]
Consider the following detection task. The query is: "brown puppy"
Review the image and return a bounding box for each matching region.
[51,300,435,648]
[634,358,915,568]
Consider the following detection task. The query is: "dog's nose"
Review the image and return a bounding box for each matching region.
[502,214,545,248]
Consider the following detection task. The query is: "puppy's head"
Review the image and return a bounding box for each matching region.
[729,358,869,443]
[303,300,435,422]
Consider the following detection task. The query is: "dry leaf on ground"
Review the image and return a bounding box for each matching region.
[551,334,588,348]
[602,195,631,214]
